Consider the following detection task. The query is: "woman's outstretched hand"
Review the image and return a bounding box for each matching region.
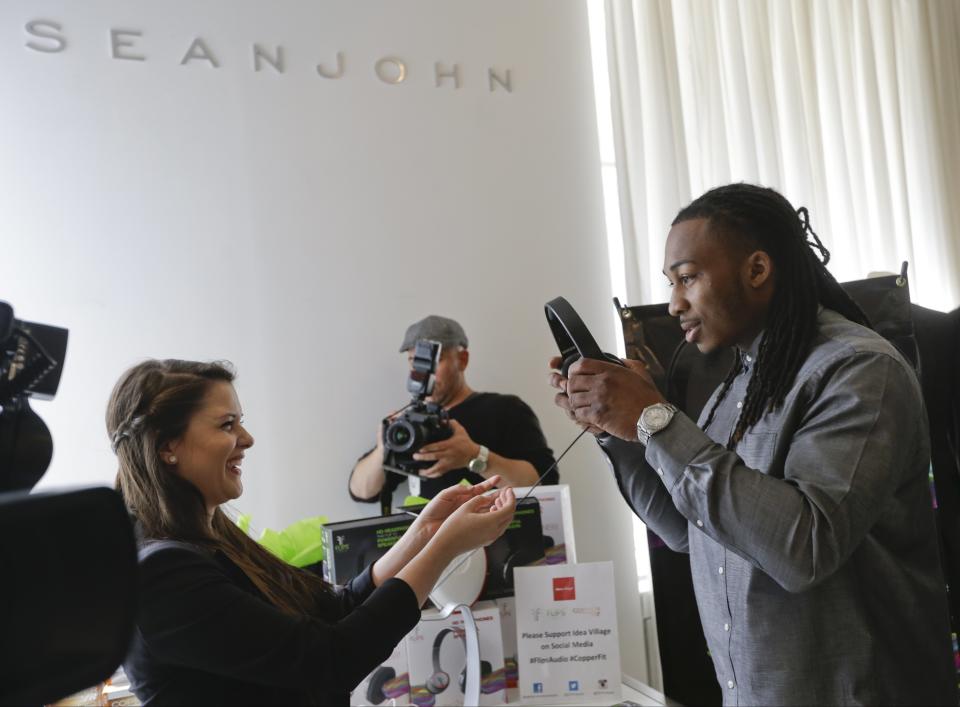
[394,486,516,606]
[432,486,516,557]
[413,476,502,538]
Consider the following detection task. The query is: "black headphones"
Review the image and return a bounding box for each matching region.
[426,628,492,695]
[501,546,543,589]
[545,296,625,377]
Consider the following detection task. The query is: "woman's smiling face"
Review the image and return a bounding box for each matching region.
[166,380,254,516]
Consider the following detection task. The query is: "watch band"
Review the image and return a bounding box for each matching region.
[468,444,489,473]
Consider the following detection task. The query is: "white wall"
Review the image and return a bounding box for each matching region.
[0,0,653,683]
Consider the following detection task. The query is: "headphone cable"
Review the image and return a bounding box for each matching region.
[430,426,590,594]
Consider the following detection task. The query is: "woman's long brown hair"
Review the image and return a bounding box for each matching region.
[107,359,336,617]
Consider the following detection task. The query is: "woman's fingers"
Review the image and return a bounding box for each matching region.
[471,475,500,495]
[462,493,496,512]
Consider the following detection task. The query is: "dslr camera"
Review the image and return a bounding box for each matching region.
[382,339,453,475]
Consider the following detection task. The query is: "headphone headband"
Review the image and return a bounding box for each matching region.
[545,296,625,377]
[545,296,605,362]
[432,628,455,668]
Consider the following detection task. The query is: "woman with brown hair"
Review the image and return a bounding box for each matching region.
[108,359,515,705]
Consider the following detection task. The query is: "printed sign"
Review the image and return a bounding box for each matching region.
[514,562,621,704]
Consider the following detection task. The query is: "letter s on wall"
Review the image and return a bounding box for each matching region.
[26,20,66,53]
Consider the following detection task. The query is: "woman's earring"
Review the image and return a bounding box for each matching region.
[169,456,177,464]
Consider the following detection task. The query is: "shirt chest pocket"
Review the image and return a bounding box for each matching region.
[736,431,778,474]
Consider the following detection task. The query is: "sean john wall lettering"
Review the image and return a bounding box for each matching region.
[22,20,515,92]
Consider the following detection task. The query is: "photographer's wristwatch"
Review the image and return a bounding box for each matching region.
[637,403,679,445]
[467,444,489,474]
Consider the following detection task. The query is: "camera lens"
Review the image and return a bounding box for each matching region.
[385,419,418,453]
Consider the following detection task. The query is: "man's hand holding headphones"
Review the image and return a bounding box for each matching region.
[549,355,666,441]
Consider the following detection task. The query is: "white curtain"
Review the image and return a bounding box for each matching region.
[606,0,960,312]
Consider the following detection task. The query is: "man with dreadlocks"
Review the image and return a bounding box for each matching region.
[550,183,956,705]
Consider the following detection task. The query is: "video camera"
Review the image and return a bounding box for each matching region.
[382,339,453,475]
[0,300,69,492]
[0,299,137,706]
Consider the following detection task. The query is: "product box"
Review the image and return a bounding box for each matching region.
[479,497,545,600]
[405,602,506,706]
[493,597,519,689]
[512,484,576,564]
[321,514,414,585]
[351,639,411,706]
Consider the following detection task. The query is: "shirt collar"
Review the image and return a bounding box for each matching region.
[738,328,764,371]
[737,306,825,370]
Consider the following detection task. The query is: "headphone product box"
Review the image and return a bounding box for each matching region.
[405,602,506,706]
[493,597,519,689]
[493,488,574,689]
[511,484,576,564]
[478,497,545,601]
[321,514,415,585]
[351,639,411,706]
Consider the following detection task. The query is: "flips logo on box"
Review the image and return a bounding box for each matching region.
[552,576,576,601]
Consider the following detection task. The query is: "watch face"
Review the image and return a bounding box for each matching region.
[643,407,670,429]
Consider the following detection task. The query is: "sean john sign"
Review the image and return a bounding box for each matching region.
[21,19,515,92]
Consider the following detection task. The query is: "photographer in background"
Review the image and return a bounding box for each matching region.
[349,315,557,505]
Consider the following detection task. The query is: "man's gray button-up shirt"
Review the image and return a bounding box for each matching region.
[600,308,956,706]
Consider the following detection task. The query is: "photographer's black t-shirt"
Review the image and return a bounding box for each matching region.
[349,392,558,502]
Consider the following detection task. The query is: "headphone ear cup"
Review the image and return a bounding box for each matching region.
[603,351,626,367]
[459,659,495,693]
[502,552,520,587]
[426,670,449,695]
[365,666,396,705]
[562,352,623,377]
[503,549,541,589]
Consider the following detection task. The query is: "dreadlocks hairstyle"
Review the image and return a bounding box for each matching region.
[107,359,338,618]
[674,183,870,448]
